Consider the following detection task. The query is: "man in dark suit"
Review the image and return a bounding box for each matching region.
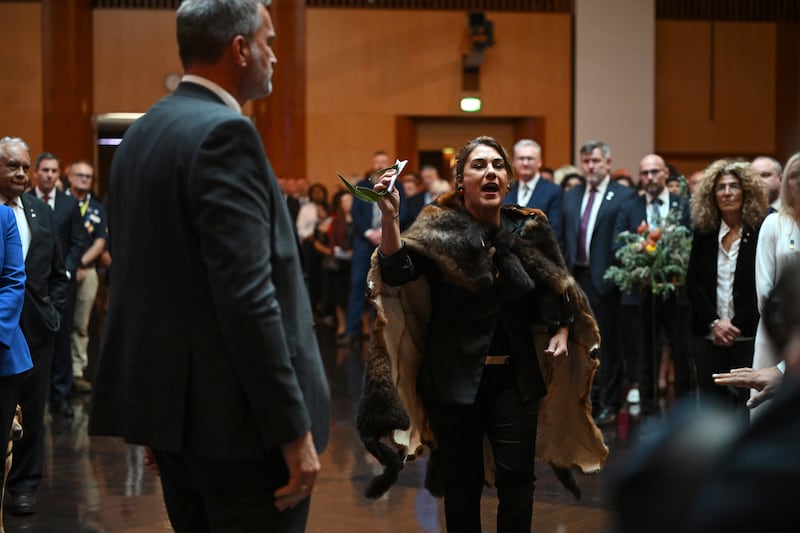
[751,156,782,215]
[29,152,88,418]
[505,139,563,234]
[346,150,390,344]
[614,153,692,418]
[0,137,68,515]
[88,1,330,531]
[559,140,634,425]
[405,164,439,224]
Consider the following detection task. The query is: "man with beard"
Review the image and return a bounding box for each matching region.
[614,154,692,420]
[88,1,330,530]
[560,140,634,426]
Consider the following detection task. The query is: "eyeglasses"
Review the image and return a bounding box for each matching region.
[72,173,93,180]
[639,168,663,177]
[715,182,741,193]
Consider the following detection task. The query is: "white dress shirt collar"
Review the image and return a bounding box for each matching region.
[181,74,242,114]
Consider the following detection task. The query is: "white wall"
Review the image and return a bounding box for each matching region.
[574,0,655,176]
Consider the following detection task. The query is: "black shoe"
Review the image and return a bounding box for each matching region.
[52,398,75,418]
[6,491,37,515]
[594,408,618,426]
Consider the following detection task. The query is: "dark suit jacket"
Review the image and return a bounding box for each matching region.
[404,191,426,228]
[504,178,563,235]
[559,181,634,295]
[27,189,87,278]
[18,194,68,347]
[89,82,330,459]
[614,193,692,306]
[685,225,759,338]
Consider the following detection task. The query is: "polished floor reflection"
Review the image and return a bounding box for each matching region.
[4,324,649,532]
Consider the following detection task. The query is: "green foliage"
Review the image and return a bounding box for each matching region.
[603,210,692,300]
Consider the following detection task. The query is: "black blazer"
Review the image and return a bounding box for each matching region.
[614,193,692,306]
[27,189,88,278]
[686,225,760,338]
[18,194,68,345]
[559,180,634,295]
[504,177,563,235]
[89,82,330,459]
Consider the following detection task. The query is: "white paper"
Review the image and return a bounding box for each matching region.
[387,159,407,193]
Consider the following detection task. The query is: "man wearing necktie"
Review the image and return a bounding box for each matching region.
[614,154,692,420]
[28,153,88,418]
[751,156,782,216]
[0,137,68,515]
[504,139,562,235]
[559,140,634,426]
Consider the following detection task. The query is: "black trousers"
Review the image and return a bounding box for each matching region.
[51,279,76,402]
[8,332,54,495]
[574,267,624,411]
[153,448,310,533]
[695,337,754,423]
[0,372,22,453]
[425,364,539,533]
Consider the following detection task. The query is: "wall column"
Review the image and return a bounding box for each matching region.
[41,0,93,167]
[574,0,655,174]
[254,0,306,179]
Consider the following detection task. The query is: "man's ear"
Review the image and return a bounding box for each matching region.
[231,35,250,67]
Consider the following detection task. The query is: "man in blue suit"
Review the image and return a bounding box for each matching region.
[0,202,33,477]
[560,140,634,425]
[614,153,692,419]
[504,139,562,235]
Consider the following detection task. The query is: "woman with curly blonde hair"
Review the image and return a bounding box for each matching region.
[686,159,768,420]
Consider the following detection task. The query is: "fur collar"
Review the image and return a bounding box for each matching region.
[402,191,571,295]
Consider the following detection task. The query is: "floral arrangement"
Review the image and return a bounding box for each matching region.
[603,210,692,299]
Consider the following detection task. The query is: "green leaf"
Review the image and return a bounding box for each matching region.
[337,173,386,203]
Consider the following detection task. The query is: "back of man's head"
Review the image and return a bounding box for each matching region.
[176,0,270,69]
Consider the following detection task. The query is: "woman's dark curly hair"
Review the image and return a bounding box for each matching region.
[690,158,768,233]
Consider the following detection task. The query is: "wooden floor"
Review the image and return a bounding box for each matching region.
[3,324,651,532]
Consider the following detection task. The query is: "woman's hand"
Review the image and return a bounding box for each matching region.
[711,318,740,347]
[374,169,403,256]
[373,168,400,221]
[544,326,569,361]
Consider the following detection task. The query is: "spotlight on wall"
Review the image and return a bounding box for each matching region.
[460,97,482,113]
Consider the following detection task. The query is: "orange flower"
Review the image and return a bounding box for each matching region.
[649,227,662,242]
[637,221,649,235]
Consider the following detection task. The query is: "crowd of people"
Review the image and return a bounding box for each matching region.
[1,0,797,531]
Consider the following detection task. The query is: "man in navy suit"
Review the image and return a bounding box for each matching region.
[28,152,88,418]
[0,137,68,515]
[559,140,634,425]
[504,139,562,234]
[614,154,692,418]
[88,1,329,530]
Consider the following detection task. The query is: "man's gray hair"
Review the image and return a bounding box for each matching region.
[754,155,783,177]
[0,137,29,157]
[176,0,271,69]
[513,139,541,156]
[580,140,611,159]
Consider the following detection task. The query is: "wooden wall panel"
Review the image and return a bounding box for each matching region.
[305,9,572,186]
[656,20,776,175]
[0,3,43,156]
[93,9,181,113]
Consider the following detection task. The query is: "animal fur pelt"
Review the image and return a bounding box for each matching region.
[357,192,608,499]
